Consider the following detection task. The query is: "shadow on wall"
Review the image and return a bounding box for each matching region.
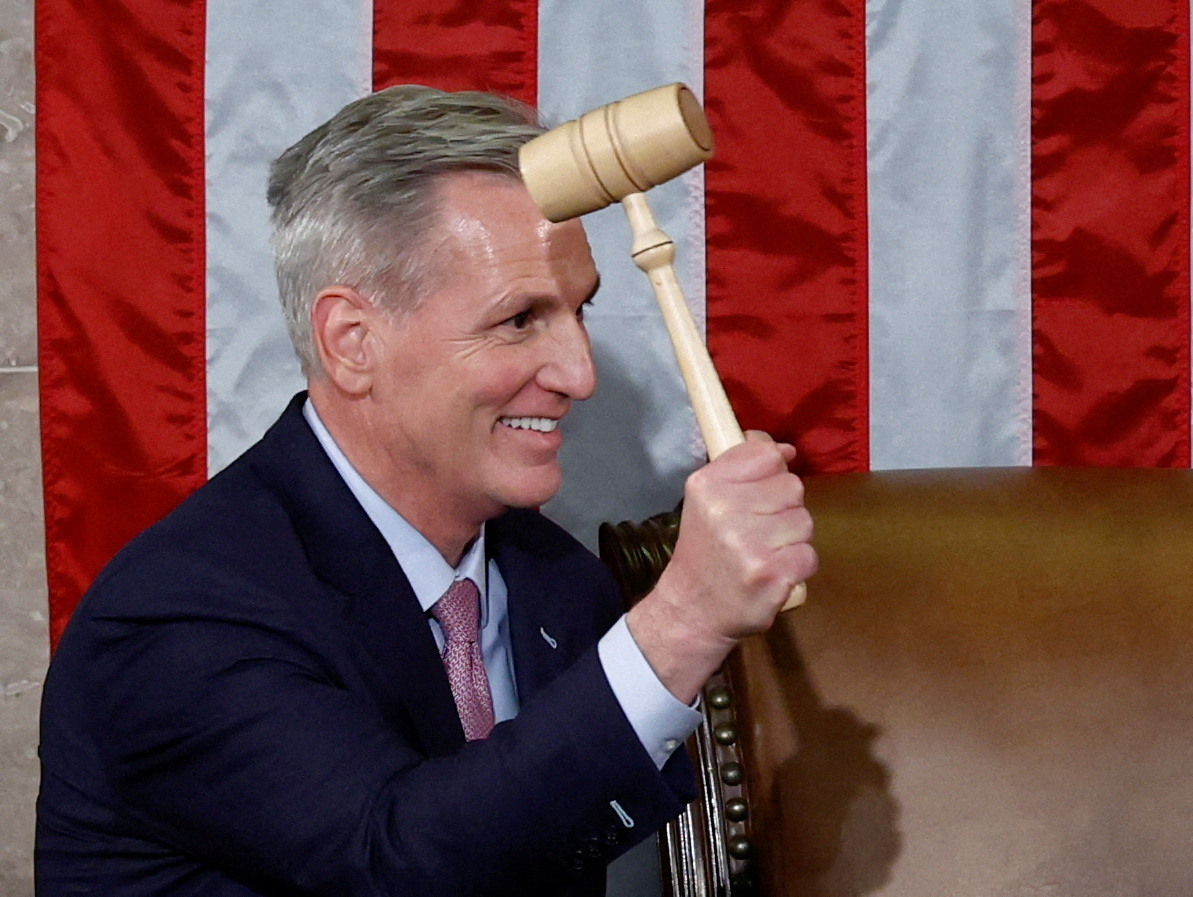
[744,624,901,897]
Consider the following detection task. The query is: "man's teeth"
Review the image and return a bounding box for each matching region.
[501,417,558,433]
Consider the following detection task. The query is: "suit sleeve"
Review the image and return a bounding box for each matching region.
[76,553,693,897]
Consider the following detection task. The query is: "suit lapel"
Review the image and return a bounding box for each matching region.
[489,512,589,706]
[248,395,465,756]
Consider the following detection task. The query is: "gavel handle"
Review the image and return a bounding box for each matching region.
[621,192,807,612]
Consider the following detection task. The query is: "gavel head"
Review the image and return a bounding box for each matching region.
[518,83,714,222]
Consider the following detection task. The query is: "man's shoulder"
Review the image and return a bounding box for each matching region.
[77,397,335,613]
[83,462,302,615]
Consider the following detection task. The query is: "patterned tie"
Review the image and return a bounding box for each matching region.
[430,578,495,741]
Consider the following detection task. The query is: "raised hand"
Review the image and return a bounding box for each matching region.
[626,431,817,703]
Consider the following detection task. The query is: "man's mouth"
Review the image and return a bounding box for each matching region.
[499,417,559,433]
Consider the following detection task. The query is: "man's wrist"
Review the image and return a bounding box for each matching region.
[598,616,703,769]
[624,576,736,706]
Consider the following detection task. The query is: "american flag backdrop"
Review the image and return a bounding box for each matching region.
[36,0,1190,645]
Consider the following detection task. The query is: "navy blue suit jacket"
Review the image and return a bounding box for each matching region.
[37,395,693,896]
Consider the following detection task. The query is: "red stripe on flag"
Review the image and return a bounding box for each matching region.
[1032,0,1191,466]
[372,0,537,105]
[36,0,208,646]
[704,2,870,475]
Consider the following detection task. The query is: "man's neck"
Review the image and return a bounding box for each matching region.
[307,386,487,566]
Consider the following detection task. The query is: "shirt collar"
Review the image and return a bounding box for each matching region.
[302,398,489,620]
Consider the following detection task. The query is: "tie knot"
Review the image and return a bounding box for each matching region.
[431,578,481,643]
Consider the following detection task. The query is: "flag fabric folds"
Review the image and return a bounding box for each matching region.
[36,0,1191,642]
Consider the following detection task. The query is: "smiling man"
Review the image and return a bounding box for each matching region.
[309,172,601,564]
[36,87,817,897]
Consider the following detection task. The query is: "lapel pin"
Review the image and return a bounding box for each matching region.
[539,627,558,649]
[610,800,635,828]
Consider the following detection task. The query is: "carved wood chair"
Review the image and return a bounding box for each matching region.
[601,467,1193,897]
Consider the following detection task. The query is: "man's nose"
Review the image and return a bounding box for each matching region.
[538,316,596,400]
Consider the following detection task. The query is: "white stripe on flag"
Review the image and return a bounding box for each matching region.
[866,0,1034,469]
[539,0,707,548]
[205,1,373,474]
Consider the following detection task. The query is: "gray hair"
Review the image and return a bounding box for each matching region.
[267,85,545,374]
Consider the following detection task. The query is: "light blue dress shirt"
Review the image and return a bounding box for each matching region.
[303,401,700,768]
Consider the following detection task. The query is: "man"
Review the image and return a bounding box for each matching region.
[36,86,816,896]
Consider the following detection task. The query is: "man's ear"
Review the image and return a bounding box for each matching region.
[310,286,377,395]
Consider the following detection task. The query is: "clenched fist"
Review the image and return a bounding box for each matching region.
[625,431,817,704]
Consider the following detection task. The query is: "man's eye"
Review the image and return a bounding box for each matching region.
[508,310,532,329]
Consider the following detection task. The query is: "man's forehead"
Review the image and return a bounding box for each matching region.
[432,171,572,232]
[438,211,556,258]
[429,173,596,279]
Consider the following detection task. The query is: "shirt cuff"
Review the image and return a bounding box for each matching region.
[598,615,703,770]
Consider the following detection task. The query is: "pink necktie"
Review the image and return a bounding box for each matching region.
[430,578,495,741]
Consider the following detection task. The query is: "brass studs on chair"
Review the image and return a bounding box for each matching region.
[713,722,738,745]
[701,675,755,890]
[727,835,753,859]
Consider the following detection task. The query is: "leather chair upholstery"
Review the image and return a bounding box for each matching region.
[601,467,1193,896]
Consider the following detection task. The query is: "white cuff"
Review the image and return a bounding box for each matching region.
[598,615,703,770]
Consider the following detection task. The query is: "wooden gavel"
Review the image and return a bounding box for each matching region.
[519,83,806,611]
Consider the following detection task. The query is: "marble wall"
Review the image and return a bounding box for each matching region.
[0,0,45,894]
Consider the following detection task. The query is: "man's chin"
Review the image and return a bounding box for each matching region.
[502,489,561,512]
[495,471,563,511]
